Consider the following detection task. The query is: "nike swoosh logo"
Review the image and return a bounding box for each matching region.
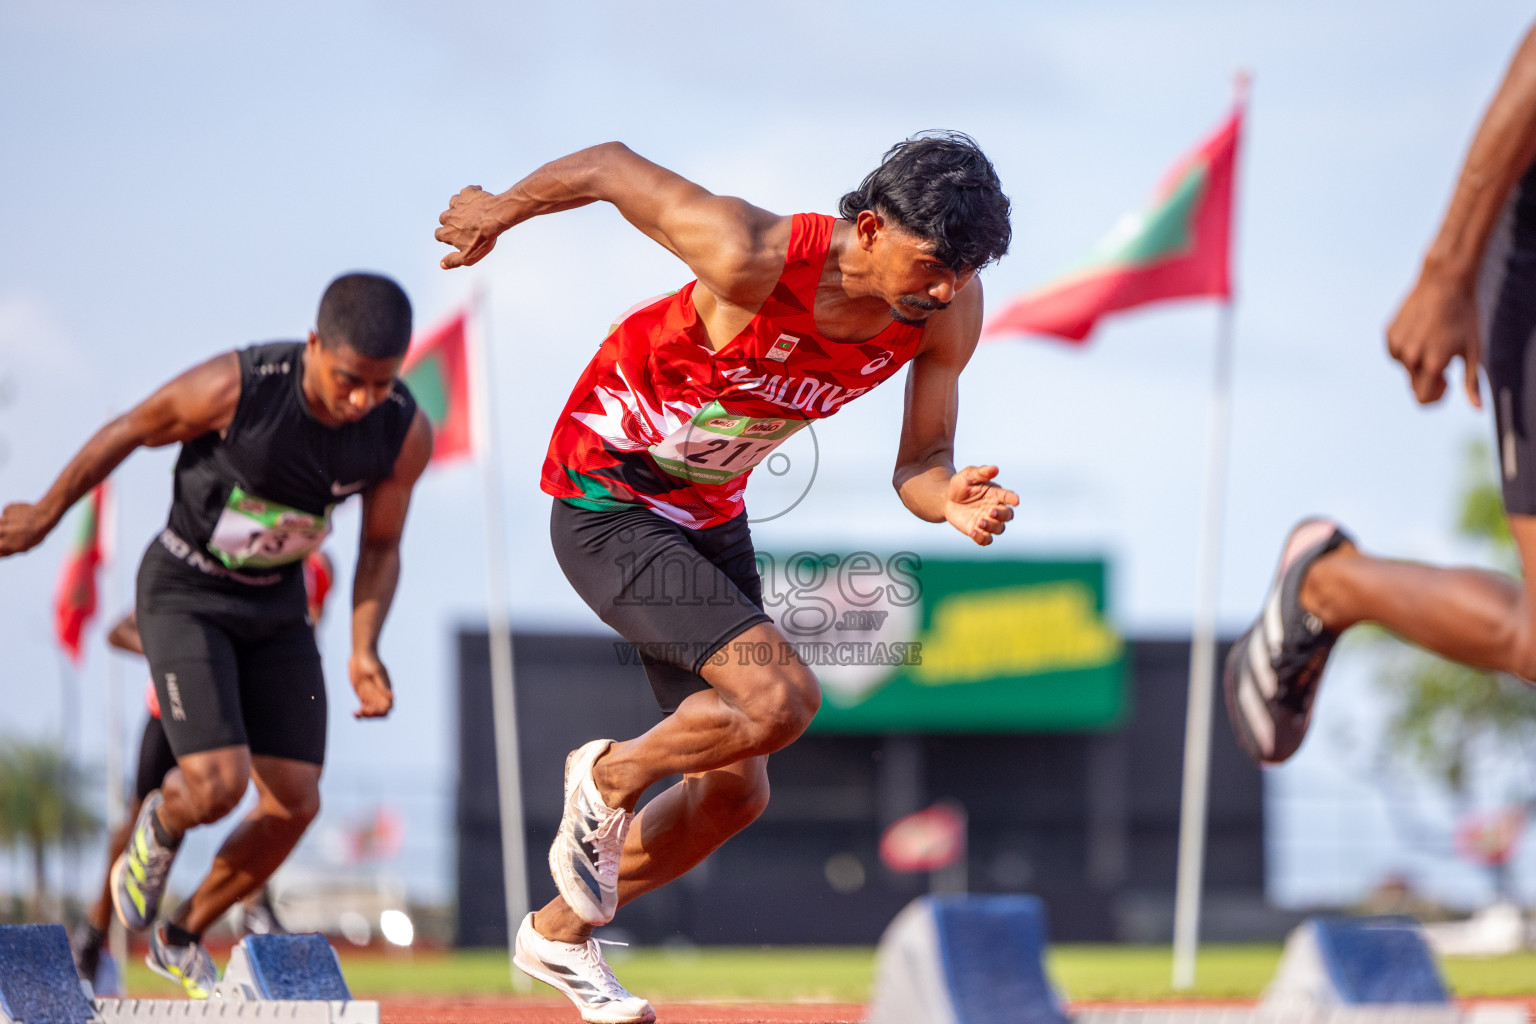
[331,480,367,497]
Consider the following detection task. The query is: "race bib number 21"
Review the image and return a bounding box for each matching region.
[649,402,808,485]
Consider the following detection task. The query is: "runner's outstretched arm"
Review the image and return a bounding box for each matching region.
[891,279,1018,546]
[435,143,789,307]
[348,408,432,719]
[0,353,240,558]
[1389,23,1536,408]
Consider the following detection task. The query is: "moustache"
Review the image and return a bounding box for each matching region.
[899,296,951,312]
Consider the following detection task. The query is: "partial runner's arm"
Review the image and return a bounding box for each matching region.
[0,353,240,558]
[891,279,1018,546]
[107,611,144,656]
[348,408,432,720]
[1388,24,1536,408]
[435,143,789,307]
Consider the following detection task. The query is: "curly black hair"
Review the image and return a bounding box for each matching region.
[838,131,1011,271]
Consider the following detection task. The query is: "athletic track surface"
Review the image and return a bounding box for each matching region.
[378,997,1536,1023]
[381,998,866,1022]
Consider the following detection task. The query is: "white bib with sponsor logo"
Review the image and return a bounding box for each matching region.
[649,402,808,485]
[207,485,333,570]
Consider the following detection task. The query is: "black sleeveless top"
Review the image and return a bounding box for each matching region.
[141,341,417,610]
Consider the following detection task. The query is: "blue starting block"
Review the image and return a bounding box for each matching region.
[217,934,355,1001]
[1263,916,1450,1013]
[868,901,1529,1024]
[869,894,1068,1024]
[0,924,99,1024]
[1,925,381,1024]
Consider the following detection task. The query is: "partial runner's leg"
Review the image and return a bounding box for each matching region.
[593,621,817,810]
[167,611,327,935]
[1301,515,1536,680]
[536,756,770,943]
[544,500,816,928]
[168,755,321,936]
[157,746,252,835]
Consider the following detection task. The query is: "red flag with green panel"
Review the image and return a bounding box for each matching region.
[401,310,474,463]
[986,100,1243,343]
[53,483,107,663]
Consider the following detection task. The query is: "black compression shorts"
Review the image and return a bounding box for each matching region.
[550,498,772,712]
[1482,159,1536,516]
[134,563,328,766]
[135,715,177,802]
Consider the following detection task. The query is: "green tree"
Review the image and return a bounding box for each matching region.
[0,738,100,920]
[1374,440,1536,898]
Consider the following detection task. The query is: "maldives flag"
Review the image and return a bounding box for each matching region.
[879,802,966,873]
[987,97,1244,343]
[53,483,108,663]
[401,310,474,463]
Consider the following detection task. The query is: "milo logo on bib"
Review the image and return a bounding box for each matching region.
[650,402,808,485]
[208,485,332,570]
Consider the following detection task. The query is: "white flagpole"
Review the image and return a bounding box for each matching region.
[100,482,129,972]
[468,290,531,991]
[1171,300,1235,990]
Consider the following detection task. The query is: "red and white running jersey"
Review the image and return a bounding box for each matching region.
[542,214,925,528]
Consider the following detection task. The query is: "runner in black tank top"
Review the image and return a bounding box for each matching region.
[0,273,433,997]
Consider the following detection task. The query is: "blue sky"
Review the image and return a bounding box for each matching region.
[3,1,1534,907]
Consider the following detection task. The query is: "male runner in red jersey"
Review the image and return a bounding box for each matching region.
[437,134,1014,1023]
[1224,26,1536,766]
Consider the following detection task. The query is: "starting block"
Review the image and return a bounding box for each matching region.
[215,935,357,1002]
[1262,916,1449,1013]
[0,926,376,1024]
[99,934,377,1024]
[0,924,97,1024]
[868,894,1069,1024]
[867,900,1528,1024]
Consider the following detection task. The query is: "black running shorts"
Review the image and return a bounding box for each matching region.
[135,715,178,802]
[134,597,328,765]
[550,498,772,712]
[1482,159,1536,515]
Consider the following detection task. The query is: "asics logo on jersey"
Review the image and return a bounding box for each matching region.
[860,352,894,375]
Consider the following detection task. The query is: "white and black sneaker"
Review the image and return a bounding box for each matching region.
[146,925,218,999]
[1224,518,1351,764]
[549,739,631,926]
[512,913,654,1024]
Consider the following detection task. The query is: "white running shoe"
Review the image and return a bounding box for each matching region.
[513,914,654,1024]
[549,739,631,926]
[146,925,218,999]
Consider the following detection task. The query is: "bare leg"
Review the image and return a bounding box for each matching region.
[168,756,321,936]
[1302,515,1536,679]
[591,621,819,811]
[156,746,252,837]
[535,756,770,943]
[532,620,817,944]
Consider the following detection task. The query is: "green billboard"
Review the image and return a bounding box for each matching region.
[758,554,1126,733]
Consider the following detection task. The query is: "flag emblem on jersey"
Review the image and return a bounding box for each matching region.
[766,334,799,363]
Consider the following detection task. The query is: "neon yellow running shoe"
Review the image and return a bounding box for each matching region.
[110,789,178,932]
[147,925,218,999]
